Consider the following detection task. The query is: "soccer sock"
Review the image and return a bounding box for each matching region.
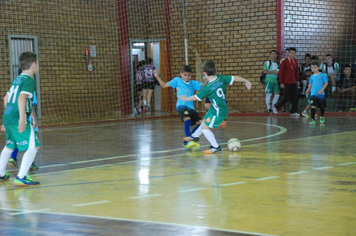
[265,94,272,109]
[11,148,19,161]
[272,95,280,106]
[0,147,13,177]
[184,119,192,137]
[320,106,325,117]
[190,124,200,135]
[191,124,203,138]
[311,108,316,120]
[332,87,336,92]
[202,129,219,148]
[17,148,38,179]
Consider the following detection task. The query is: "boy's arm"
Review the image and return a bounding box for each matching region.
[233,76,252,90]
[179,95,198,102]
[18,93,28,133]
[305,83,312,94]
[3,93,9,107]
[317,81,329,95]
[153,70,171,88]
[31,109,37,128]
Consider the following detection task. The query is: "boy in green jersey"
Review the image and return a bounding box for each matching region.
[0,52,41,186]
[180,60,251,154]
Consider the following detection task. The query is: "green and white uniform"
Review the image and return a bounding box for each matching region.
[195,75,233,128]
[3,74,40,151]
[264,60,280,94]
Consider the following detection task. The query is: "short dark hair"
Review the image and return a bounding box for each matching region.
[311,55,319,60]
[305,53,311,58]
[203,60,216,76]
[343,64,351,70]
[289,47,296,52]
[181,65,192,73]
[147,58,153,64]
[270,50,277,54]
[326,54,332,58]
[19,52,37,71]
[311,61,319,67]
[284,48,290,52]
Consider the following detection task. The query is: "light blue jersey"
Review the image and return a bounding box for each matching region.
[309,73,329,99]
[168,77,202,110]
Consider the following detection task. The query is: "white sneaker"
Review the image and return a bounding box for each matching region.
[302,111,308,117]
[290,113,300,117]
[271,106,278,114]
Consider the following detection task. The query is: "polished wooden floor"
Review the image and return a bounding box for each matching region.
[0,115,356,236]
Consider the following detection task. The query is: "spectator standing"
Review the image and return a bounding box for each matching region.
[263,50,280,113]
[272,47,300,116]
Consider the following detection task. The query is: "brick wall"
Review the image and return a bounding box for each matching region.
[0,0,121,125]
[284,0,356,66]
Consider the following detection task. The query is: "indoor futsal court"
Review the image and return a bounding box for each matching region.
[1,115,356,236]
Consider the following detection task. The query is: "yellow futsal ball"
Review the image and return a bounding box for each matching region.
[227,138,241,151]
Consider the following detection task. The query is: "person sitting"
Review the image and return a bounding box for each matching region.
[333,64,356,111]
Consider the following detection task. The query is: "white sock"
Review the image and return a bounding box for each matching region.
[0,147,13,176]
[265,94,272,109]
[303,110,307,113]
[191,124,203,138]
[272,95,280,106]
[143,100,147,106]
[332,87,336,92]
[17,148,38,179]
[202,128,219,148]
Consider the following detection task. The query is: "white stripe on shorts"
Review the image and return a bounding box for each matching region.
[208,116,216,128]
[29,125,36,148]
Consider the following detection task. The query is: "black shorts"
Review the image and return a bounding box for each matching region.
[177,105,202,126]
[143,82,155,90]
[136,84,143,92]
[311,95,326,108]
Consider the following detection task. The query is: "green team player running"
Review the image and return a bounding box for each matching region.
[180,60,251,154]
[0,52,41,186]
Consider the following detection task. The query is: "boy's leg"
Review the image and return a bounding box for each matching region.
[201,124,221,154]
[8,148,19,168]
[17,147,38,179]
[0,147,13,178]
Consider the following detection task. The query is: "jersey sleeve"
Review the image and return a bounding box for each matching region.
[263,61,270,70]
[220,75,233,85]
[195,86,208,101]
[191,80,202,91]
[323,73,329,83]
[20,78,35,98]
[167,77,179,89]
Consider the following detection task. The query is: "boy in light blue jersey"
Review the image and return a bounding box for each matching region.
[305,62,329,125]
[180,60,251,154]
[153,65,203,149]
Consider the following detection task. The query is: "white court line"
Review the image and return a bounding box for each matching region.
[337,162,356,166]
[287,171,309,175]
[178,188,207,193]
[218,182,246,187]
[25,211,280,236]
[256,176,280,181]
[9,208,51,216]
[129,194,162,199]
[313,166,334,170]
[73,200,110,207]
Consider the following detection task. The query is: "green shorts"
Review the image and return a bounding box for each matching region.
[265,81,280,94]
[203,111,227,129]
[4,124,40,151]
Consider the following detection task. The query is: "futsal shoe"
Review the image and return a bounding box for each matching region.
[301,111,309,117]
[8,158,18,168]
[14,176,40,187]
[0,171,10,181]
[183,141,200,149]
[309,119,316,125]
[204,146,222,154]
[271,106,278,114]
[320,117,325,124]
[30,162,39,171]
[183,136,199,142]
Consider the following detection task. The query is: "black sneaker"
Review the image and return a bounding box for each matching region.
[267,108,273,113]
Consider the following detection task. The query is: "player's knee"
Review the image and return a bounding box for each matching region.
[183,117,191,122]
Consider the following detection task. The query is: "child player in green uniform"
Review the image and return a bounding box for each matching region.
[180,60,251,154]
[0,52,41,186]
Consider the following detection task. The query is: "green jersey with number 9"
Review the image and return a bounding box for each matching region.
[195,75,233,118]
[3,74,35,125]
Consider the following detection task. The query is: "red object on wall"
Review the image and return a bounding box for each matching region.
[117,0,131,114]
[276,0,285,61]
